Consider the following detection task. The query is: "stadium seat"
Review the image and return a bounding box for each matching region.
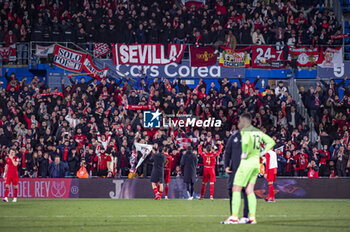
[345,20,350,28]
[347,53,350,60]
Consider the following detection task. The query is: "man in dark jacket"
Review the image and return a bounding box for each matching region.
[49,156,68,178]
[221,129,249,224]
[150,146,165,200]
[180,146,198,200]
[38,152,49,178]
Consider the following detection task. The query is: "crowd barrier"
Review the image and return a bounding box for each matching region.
[1,177,349,199]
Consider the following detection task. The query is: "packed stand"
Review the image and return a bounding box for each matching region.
[0,68,349,179]
[300,77,350,177]
[0,0,342,52]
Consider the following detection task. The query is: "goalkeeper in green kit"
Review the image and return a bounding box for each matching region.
[222,113,275,225]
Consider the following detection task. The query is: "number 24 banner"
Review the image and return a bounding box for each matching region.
[252,46,285,69]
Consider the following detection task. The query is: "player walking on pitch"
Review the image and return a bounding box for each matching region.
[224,113,275,224]
[2,149,20,203]
[198,141,222,200]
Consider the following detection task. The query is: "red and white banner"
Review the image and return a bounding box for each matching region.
[288,46,320,67]
[93,43,110,57]
[0,44,16,62]
[82,55,108,81]
[125,105,156,110]
[33,92,64,98]
[53,44,87,72]
[112,43,186,65]
[35,44,55,57]
[251,46,285,69]
[331,34,349,40]
[189,46,218,67]
[176,137,191,148]
[318,47,343,68]
[0,179,74,198]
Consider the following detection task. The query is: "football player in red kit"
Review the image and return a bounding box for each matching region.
[2,149,20,203]
[198,141,222,200]
[264,150,277,202]
[164,148,173,200]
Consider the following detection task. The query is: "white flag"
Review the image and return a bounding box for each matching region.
[318,47,343,68]
[134,143,153,172]
[35,44,55,57]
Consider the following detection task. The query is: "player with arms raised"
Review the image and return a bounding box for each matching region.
[198,141,222,200]
[2,149,20,203]
[163,148,173,200]
[224,113,275,224]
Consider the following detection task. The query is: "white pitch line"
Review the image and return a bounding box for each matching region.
[1,214,349,219]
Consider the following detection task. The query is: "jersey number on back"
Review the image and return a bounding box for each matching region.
[253,135,261,150]
[206,157,211,165]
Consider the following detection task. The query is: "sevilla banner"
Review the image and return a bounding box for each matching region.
[125,105,155,110]
[0,178,77,198]
[318,47,343,68]
[35,44,55,57]
[93,43,110,57]
[53,44,87,72]
[0,44,16,62]
[288,46,320,67]
[82,55,108,81]
[189,46,217,67]
[252,45,285,68]
[113,43,186,65]
[219,48,250,68]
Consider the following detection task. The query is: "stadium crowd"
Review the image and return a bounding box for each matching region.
[0,67,349,179]
[0,0,343,49]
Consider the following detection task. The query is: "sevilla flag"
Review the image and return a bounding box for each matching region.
[113,43,186,65]
[0,44,16,61]
[288,46,320,67]
[189,46,218,67]
[318,47,343,68]
[82,55,108,81]
[93,43,110,57]
[53,44,87,72]
[134,143,153,171]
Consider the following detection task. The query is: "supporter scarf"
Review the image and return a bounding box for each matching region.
[195,34,202,47]
[331,34,349,40]
[33,92,63,98]
[21,152,27,169]
[64,147,69,161]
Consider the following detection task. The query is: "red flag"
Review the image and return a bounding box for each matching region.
[189,46,218,67]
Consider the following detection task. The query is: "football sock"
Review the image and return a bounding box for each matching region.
[165,185,169,197]
[158,191,163,197]
[153,187,158,195]
[268,184,274,199]
[247,193,257,218]
[228,189,233,215]
[200,184,205,197]
[4,187,9,198]
[157,184,160,192]
[14,189,17,198]
[242,190,249,218]
[231,191,241,217]
[210,184,214,196]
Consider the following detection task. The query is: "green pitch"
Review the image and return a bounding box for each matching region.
[0,199,349,232]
